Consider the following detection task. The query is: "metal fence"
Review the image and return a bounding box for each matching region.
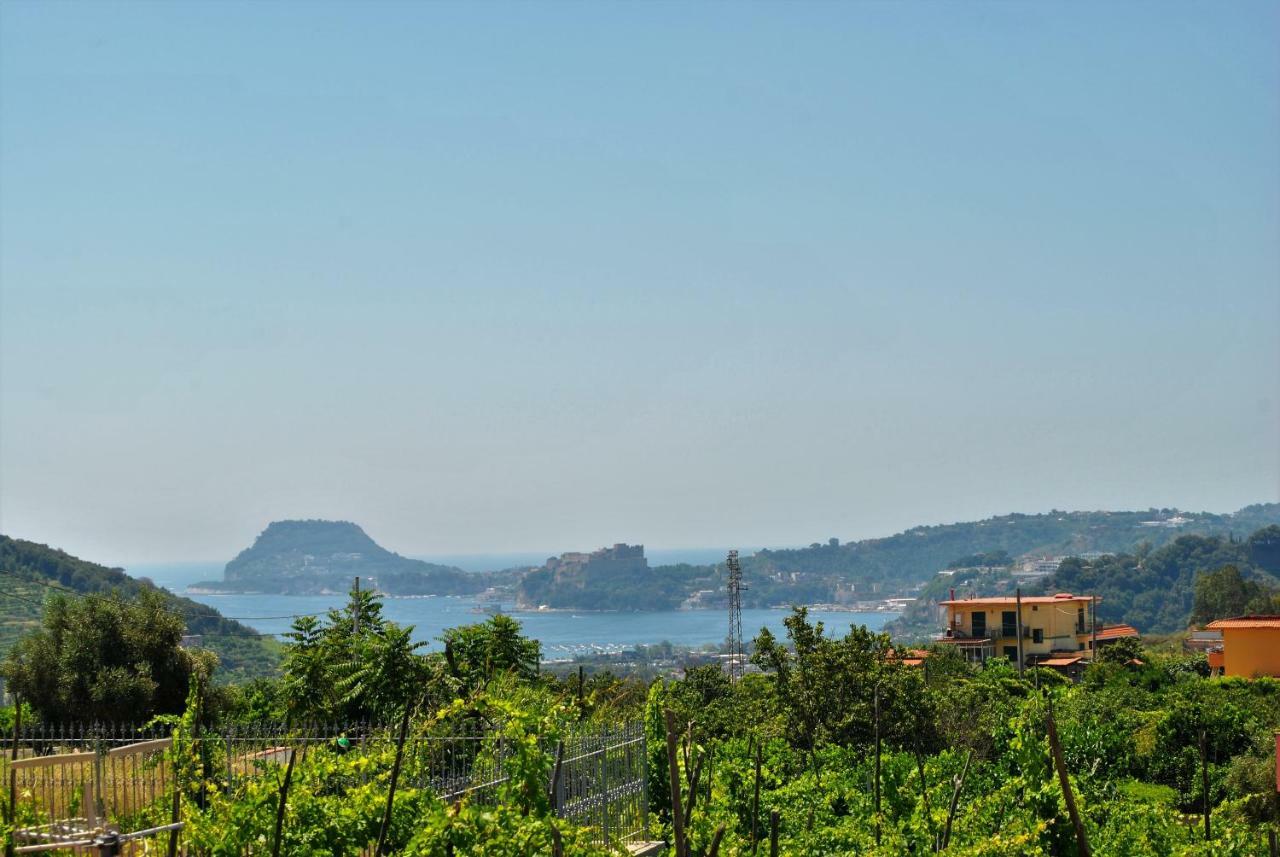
[2,719,647,853]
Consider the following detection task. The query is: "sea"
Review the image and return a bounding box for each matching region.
[128,558,899,656]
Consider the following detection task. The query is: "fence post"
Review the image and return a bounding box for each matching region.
[6,697,19,857]
[639,726,649,839]
[93,831,121,857]
[166,774,182,857]
[548,741,564,813]
[599,743,609,843]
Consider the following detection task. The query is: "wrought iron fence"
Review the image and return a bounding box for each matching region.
[1,719,647,853]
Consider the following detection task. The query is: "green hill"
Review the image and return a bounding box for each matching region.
[1038,525,1280,633]
[744,503,1280,592]
[209,520,484,596]
[0,535,280,680]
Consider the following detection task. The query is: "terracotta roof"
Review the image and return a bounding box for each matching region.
[940,593,1093,606]
[1094,624,1139,641]
[1205,616,1280,630]
[1040,656,1085,666]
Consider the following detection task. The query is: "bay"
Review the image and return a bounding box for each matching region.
[182,591,898,656]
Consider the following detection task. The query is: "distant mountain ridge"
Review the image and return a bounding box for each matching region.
[207,520,483,596]
[513,504,1280,612]
[742,503,1280,591]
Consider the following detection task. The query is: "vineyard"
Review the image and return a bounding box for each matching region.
[3,588,1280,855]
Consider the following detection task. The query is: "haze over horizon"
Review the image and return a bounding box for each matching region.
[3,2,1278,566]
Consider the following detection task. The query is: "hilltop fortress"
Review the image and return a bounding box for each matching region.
[541,543,649,589]
[516,543,670,610]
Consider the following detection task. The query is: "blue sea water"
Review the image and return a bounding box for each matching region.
[178,590,897,656]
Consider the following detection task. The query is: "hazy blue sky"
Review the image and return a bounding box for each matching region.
[2,1,1277,565]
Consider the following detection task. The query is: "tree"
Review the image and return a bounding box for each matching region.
[281,586,438,722]
[751,607,929,753]
[1,590,214,723]
[1095,636,1144,665]
[441,615,540,694]
[1191,565,1274,624]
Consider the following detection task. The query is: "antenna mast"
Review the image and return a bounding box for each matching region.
[726,550,746,680]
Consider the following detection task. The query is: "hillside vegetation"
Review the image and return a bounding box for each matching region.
[746,503,1280,591]
[517,504,1280,611]
[1042,525,1280,633]
[0,536,279,680]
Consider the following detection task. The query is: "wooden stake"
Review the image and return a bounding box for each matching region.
[1200,729,1211,842]
[769,809,779,857]
[1046,703,1091,857]
[682,751,705,828]
[664,709,686,857]
[376,705,414,855]
[270,749,296,857]
[941,750,972,851]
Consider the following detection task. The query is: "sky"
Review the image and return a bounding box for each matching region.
[1,1,1278,566]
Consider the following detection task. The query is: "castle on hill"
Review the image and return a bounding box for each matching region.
[543,544,648,580]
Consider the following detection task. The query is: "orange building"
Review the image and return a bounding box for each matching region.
[938,593,1097,665]
[1204,616,1280,678]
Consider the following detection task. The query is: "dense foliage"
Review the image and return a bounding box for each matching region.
[1047,531,1280,633]
[641,609,1280,856]
[1,589,216,723]
[0,535,279,679]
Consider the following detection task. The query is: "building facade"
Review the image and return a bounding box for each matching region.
[1203,617,1280,678]
[936,592,1112,666]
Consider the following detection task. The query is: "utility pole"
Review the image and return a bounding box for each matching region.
[1015,588,1025,677]
[1091,595,1099,660]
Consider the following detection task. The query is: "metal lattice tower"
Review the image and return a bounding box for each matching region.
[726,549,746,680]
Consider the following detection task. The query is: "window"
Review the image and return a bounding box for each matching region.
[1001,611,1017,638]
[971,612,987,637]
[1003,646,1018,661]
[1032,628,1043,644]
[1077,607,1086,634]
